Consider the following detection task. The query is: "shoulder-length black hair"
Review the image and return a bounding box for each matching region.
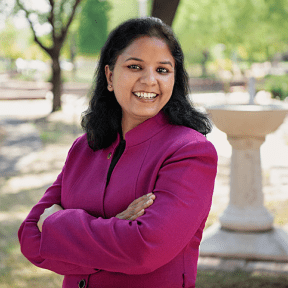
[82,17,212,151]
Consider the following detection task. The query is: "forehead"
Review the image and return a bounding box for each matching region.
[118,36,175,65]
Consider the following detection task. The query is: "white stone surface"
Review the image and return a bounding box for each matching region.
[219,205,274,232]
[219,139,274,231]
[200,223,288,261]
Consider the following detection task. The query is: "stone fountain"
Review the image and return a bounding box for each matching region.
[200,84,288,261]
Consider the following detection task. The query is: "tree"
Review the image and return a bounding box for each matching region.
[151,0,180,26]
[0,19,23,71]
[14,0,83,112]
[59,0,110,81]
[107,0,139,31]
[77,0,111,56]
[171,0,288,68]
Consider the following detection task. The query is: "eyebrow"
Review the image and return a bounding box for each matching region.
[124,57,174,67]
[159,61,174,67]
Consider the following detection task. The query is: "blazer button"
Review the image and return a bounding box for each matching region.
[107,152,112,159]
[78,279,86,288]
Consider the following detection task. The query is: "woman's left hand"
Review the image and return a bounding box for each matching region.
[37,204,63,232]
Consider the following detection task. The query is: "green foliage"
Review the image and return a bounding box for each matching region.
[260,74,288,101]
[107,0,139,31]
[0,17,53,63]
[77,0,111,56]
[0,19,23,60]
[172,0,288,66]
[76,0,150,54]
[12,0,85,54]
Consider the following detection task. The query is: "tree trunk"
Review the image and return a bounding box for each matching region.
[201,50,209,78]
[51,55,62,112]
[70,33,77,80]
[151,0,180,26]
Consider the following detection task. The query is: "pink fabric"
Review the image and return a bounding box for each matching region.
[18,112,217,288]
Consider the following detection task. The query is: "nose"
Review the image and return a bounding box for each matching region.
[140,68,157,86]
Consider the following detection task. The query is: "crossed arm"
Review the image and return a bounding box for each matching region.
[37,193,156,232]
[19,175,155,276]
[19,140,217,276]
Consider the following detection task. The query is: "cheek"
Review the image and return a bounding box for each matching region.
[162,78,175,95]
[113,74,134,93]
[113,87,131,109]
[114,92,126,108]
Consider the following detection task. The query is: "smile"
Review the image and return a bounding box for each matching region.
[133,92,158,99]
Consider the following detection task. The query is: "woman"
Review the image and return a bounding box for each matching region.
[19,17,217,288]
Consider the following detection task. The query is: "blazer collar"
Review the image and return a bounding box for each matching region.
[121,111,170,147]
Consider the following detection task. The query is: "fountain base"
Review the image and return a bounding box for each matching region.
[200,223,288,261]
[219,205,274,232]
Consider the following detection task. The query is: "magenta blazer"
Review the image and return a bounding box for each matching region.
[18,111,217,288]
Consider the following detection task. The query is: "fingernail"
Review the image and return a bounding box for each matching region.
[147,192,152,196]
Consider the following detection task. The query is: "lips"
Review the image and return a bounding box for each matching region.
[133,92,158,99]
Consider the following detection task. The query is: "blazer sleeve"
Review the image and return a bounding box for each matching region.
[38,140,218,275]
[18,139,97,275]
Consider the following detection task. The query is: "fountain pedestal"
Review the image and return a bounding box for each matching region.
[220,136,274,232]
[200,104,288,261]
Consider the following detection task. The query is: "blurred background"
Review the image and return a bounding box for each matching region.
[1,0,288,102]
[0,0,288,287]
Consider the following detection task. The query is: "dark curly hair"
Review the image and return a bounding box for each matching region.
[82,17,212,151]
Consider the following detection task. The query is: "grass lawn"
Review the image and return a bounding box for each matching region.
[196,270,288,287]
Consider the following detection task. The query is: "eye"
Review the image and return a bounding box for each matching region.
[128,64,141,70]
[157,67,169,73]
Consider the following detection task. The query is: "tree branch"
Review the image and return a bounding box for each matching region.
[15,0,52,55]
[60,0,82,42]
[48,0,56,42]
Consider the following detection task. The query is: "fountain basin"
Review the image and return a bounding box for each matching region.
[206,104,288,138]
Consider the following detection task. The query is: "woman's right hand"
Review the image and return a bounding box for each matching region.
[116,193,155,221]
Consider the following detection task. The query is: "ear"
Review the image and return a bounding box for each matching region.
[105,65,114,91]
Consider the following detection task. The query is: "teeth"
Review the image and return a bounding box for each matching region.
[134,92,157,99]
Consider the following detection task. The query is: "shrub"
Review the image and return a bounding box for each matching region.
[260,74,288,101]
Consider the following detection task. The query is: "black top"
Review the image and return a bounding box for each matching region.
[106,137,126,185]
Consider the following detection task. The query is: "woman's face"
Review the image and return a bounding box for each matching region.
[105,36,175,134]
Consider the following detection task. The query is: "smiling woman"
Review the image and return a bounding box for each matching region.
[18,17,217,288]
[105,36,175,136]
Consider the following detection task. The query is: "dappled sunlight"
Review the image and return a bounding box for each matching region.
[1,253,63,287]
[0,108,84,286]
[1,173,58,194]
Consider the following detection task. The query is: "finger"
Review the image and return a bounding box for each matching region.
[137,194,155,209]
[127,198,153,215]
[142,198,154,208]
[127,209,145,221]
[129,193,154,207]
[115,212,124,219]
[124,199,154,220]
[128,194,155,210]
[149,193,156,200]
[130,194,155,212]
[116,211,134,220]
[116,193,155,220]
